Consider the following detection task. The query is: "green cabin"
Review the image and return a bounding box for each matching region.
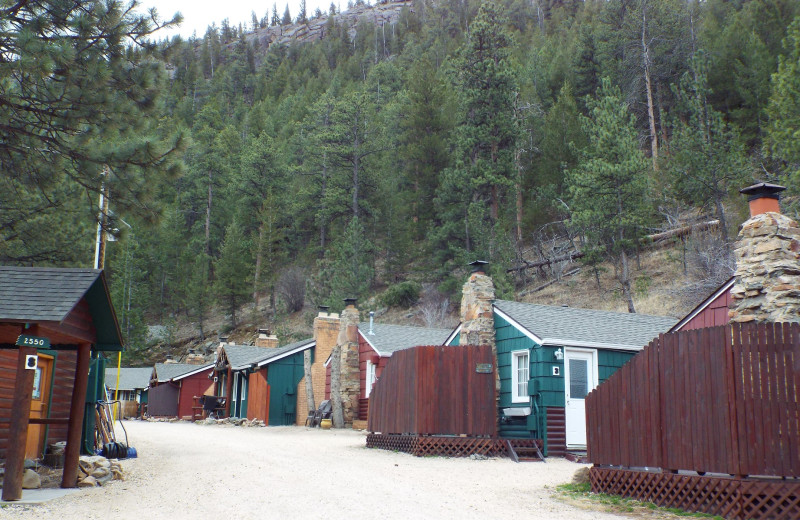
[447,299,675,456]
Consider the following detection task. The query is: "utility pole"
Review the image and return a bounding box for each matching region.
[93,166,111,270]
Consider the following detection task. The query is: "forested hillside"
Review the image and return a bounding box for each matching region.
[3,0,800,357]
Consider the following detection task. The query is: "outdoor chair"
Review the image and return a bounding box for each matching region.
[201,395,226,419]
[307,400,332,427]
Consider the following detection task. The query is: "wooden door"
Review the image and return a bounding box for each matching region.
[26,354,53,459]
[564,349,596,449]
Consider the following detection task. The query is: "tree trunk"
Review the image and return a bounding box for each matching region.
[642,2,659,171]
[515,148,523,242]
[620,249,636,313]
[320,153,328,253]
[352,116,360,219]
[330,345,344,428]
[205,172,212,256]
[253,225,264,306]
[304,349,315,413]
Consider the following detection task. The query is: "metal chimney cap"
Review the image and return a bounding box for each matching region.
[343,297,357,307]
[318,305,330,312]
[257,328,271,335]
[740,182,786,201]
[469,260,489,273]
[369,311,375,317]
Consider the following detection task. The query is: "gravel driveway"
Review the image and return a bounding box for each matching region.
[1,421,625,519]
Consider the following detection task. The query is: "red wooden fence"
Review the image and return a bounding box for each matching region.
[587,322,800,477]
[367,344,496,436]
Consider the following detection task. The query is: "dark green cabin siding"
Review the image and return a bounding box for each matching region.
[494,314,536,438]
[598,350,636,383]
[267,352,305,426]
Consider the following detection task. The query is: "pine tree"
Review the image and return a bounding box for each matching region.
[298,0,308,24]
[271,4,279,26]
[434,1,520,265]
[0,1,184,264]
[765,17,800,183]
[668,53,750,242]
[567,78,652,313]
[282,5,293,26]
[214,222,252,328]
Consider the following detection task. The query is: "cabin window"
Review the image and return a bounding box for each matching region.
[511,350,529,403]
[365,360,377,398]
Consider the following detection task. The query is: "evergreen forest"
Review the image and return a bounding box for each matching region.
[3,0,800,355]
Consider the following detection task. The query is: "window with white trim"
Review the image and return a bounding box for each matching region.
[365,360,377,398]
[511,350,529,403]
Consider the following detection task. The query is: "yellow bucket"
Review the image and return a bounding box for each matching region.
[320,418,332,430]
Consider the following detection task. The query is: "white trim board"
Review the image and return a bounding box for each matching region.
[491,306,543,344]
[357,330,382,356]
[541,338,645,352]
[255,341,316,368]
[443,323,462,346]
[165,364,214,383]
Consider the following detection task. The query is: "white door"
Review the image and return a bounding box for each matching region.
[564,349,597,449]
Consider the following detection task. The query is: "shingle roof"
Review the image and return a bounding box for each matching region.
[153,363,212,382]
[222,345,272,370]
[493,300,676,349]
[0,266,123,350]
[0,266,101,321]
[105,367,152,391]
[358,323,453,356]
[221,339,316,370]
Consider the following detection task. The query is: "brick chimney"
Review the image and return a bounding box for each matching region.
[255,328,279,348]
[331,298,361,428]
[295,306,340,425]
[729,182,800,323]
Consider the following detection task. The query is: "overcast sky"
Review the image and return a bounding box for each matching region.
[143,0,338,39]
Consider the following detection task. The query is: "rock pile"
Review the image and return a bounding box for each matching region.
[77,455,124,488]
[198,417,265,427]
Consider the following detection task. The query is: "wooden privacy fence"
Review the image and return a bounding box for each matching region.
[367,344,496,437]
[587,322,800,520]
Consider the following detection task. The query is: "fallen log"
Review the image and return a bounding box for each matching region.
[507,220,720,273]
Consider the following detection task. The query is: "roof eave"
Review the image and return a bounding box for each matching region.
[540,338,646,352]
[255,341,315,368]
[491,305,543,344]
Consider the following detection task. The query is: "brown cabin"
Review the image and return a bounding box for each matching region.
[0,267,123,497]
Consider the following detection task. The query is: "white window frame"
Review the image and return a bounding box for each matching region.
[365,360,377,398]
[511,350,529,403]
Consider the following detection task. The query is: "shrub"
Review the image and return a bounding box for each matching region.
[380,281,421,308]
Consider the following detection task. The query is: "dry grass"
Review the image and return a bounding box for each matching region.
[520,247,705,319]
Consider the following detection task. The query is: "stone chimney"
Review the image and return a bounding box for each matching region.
[331,298,361,428]
[460,261,497,348]
[255,328,279,348]
[295,306,340,425]
[185,349,206,365]
[729,182,800,323]
[460,260,500,434]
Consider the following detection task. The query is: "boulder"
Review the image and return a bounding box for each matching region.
[22,469,42,489]
[77,476,97,488]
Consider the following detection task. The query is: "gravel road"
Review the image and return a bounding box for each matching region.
[1,420,625,519]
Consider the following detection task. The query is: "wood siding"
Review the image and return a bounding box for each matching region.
[545,407,566,456]
[247,368,269,422]
[0,350,77,459]
[177,369,214,419]
[147,383,180,417]
[587,322,800,477]
[367,345,496,436]
[680,286,732,331]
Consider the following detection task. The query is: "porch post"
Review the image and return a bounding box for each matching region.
[1,344,37,501]
[61,342,91,488]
